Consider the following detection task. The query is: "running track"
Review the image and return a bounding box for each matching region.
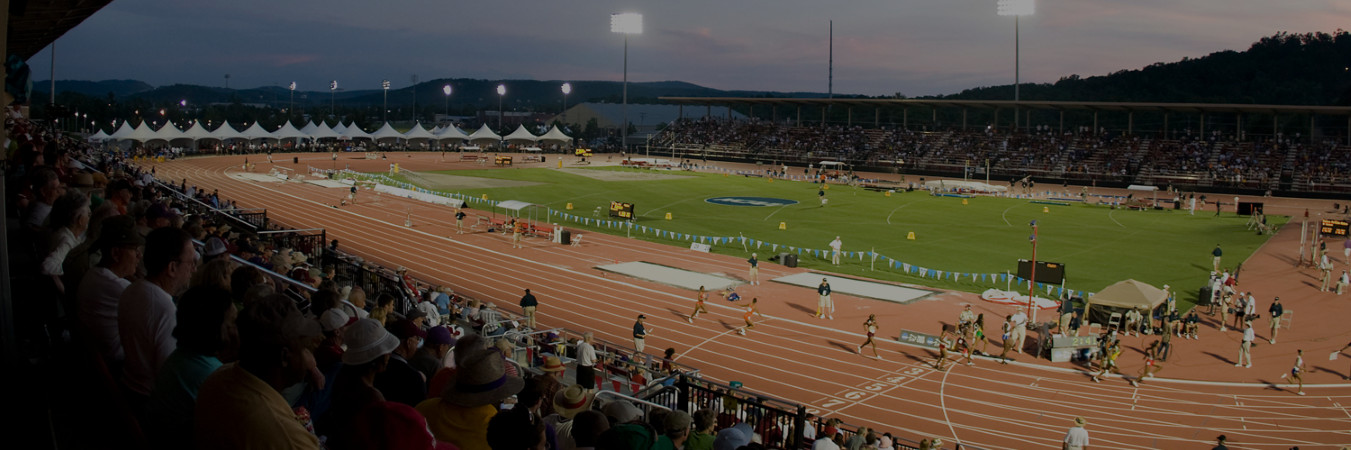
[152,154,1351,449]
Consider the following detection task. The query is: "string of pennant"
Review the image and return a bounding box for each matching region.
[335,169,1096,298]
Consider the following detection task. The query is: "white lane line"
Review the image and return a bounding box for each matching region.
[885,201,916,225]
[1108,209,1127,228]
[1001,204,1017,226]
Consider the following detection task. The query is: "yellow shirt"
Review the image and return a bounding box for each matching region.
[194,363,320,450]
[416,398,497,450]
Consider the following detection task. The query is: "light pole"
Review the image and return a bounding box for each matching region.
[1027,220,1039,321]
[561,82,572,124]
[382,79,391,123]
[330,80,338,118]
[288,81,296,122]
[497,84,506,149]
[611,12,642,152]
[997,0,1033,132]
[443,84,452,118]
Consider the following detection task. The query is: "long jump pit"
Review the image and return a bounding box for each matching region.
[596,261,740,291]
[772,273,935,305]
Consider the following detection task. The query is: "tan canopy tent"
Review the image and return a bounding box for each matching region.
[1084,279,1168,325]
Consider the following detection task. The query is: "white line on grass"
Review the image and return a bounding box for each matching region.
[763,204,793,221]
[1108,209,1127,228]
[1001,205,1018,226]
[885,202,916,225]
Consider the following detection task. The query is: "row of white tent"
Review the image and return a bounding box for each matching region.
[88,120,573,144]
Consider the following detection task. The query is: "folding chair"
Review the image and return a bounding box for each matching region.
[1107,312,1123,331]
[571,234,584,247]
[1281,309,1293,330]
[1088,322,1102,336]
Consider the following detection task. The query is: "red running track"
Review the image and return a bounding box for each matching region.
[151,153,1351,449]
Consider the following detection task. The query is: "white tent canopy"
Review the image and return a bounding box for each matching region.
[536,126,573,143]
[129,121,157,142]
[209,122,242,141]
[332,122,348,134]
[240,122,278,141]
[503,124,539,142]
[108,121,139,141]
[1083,279,1168,325]
[434,125,470,142]
[182,121,214,140]
[308,122,339,140]
[150,122,185,143]
[299,121,319,135]
[402,122,437,141]
[273,121,308,140]
[369,122,405,142]
[339,123,372,140]
[88,129,110,141]
[466,124,502,143]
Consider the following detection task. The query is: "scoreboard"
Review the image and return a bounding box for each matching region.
[1322,219,1349,237]
[609,201,635,220]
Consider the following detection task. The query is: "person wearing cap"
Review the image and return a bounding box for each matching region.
[817,278,833,319]
[201,236,230,263]
[747,253,759,285]
[536,355,567,417]
[145,286,239,450]
[410,326,456,387]
[545,384,596,450]
[376,320,430,407]
[1011,307,1029,354]
[653,410,692,450]
[319,318,400,450]
[520,288,539,329]
[77,215,144,363]
[633,314,651,353]
[575,332,598,390]
[121,226,198,401]
[311,307,356,417]
[713,422,754,450]
[1062,416,1089,450]
[195,294,322,450]
[1267,297,1283,344]
[417,345,525,450]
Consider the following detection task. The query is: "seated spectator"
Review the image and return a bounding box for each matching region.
[120,226,196,403]
[375,319,429,407]
[534,355,565,417]
[194,294,322,449]
[370,292,396,325]
[229,265,270,305]
[546,384,596,450]
[417,342,525,450]
[41,191,91,296]
[350,401,455,450]
[655,410,692,450]
[712,423,753,450]
[76,215,143,363]
[321,318,399,450]
[146,286,239,450]
[601,400,643,426]
[487,407,548,450]
[341,285,370,319]
[190,258,237,292]
[685,409,716,450]
[571,411,610,450]
[308,307,356,419]
[410,326,456,388]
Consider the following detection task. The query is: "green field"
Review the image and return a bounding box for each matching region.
[380,167,1285,307]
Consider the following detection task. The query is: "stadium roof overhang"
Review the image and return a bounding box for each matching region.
[8,0,114,60]
[658,97,1351,117]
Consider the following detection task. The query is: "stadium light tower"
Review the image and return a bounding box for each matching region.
[496,84,507,130]
[382,79,391,123]
[561,82,572,123]
[443,84,452,117]
[998,0,1033,131]
[611,12,642,152]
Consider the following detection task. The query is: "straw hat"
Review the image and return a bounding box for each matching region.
[1074,416,1087,427]
[541,355,565,373]
[552,384,594,420]
[342,319,399,365]
[443,347,524,407]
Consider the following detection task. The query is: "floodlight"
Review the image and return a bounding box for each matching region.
[443,85,452,96]
[611,13,643,34]
[997,0,1034,16]
[562,83,572,95]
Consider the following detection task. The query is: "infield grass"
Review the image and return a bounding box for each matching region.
[388,166,1285,307]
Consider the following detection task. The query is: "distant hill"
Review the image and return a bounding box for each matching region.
[939,31,1351,105]
[33,79,154,100]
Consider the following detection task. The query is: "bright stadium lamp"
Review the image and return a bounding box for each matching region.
[497,83,507,131]
[443,84,452,117]
[998,0,1033,131]
[561,82,572,123]
[382,79,391,123]
[611,12,643,153]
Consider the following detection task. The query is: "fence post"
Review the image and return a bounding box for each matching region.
[676,373,691,413]
[791,405,807,450]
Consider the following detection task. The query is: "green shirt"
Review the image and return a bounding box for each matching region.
[686,431,716,450]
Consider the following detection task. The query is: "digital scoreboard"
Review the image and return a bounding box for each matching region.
[1016,260,1066,285]
[1321,219,1349,237]
[609,201,635,220]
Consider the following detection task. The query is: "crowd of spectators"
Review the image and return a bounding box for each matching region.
[658,118,1351,192]
[8,108,930,449]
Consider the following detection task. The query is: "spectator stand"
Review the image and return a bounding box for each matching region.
[152,179,262,235]
[256,228,326,265]
[321,248,418,313]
